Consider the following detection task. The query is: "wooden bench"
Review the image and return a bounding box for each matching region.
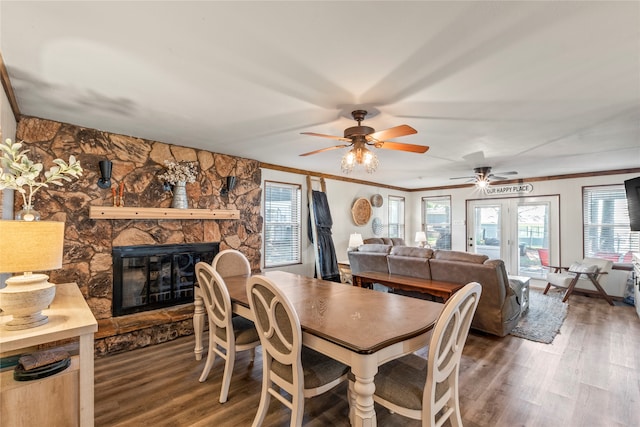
[352,271,465,302]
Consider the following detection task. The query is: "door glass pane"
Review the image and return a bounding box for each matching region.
[517,203,550,278]
[473,205,501,259]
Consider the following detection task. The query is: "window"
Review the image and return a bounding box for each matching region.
[583,185,639,261]
[422,196,451,249]
[388,195,405,239]
[264,181,301,267]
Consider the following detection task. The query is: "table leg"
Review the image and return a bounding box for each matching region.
[350,356,378,427]
[193,286,204,361]
[79,333,94,427]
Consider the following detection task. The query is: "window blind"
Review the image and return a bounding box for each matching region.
[422,196,452,249]
[388,195,405,239]
[583,185,639,261]
[264,181,301,267]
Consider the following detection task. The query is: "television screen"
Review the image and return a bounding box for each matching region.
[624,176,640,231]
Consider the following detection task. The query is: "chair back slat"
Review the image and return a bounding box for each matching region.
[425,282,481,426]
[213,249,251,278]
[195,262,233,340]
[248,275,301,370]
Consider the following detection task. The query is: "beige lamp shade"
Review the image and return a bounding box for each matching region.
[348,233,364,249]
[415,231,427,243]
[0,220,65,273]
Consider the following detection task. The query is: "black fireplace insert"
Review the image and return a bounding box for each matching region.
[112,242,219,316]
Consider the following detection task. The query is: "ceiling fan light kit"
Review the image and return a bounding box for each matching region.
[341,143,379,174]
[301,109,428,174]
[450,166,518,188]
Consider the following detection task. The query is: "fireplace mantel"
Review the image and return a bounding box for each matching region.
[89,206,240,220]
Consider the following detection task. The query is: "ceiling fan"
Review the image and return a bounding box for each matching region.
[299,110,429,173]
[450,166,518,187]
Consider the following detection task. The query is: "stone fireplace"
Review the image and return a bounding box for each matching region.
[14,117,263,357]
[112,242,219,316]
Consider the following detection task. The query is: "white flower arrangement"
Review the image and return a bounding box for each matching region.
[0,138,83,212]
[158,160,198,185]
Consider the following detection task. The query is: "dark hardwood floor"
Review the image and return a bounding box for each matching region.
[95,289,640,426]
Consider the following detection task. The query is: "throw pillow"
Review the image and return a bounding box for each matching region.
[568,262,599,277]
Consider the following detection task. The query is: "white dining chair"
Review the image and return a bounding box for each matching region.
[212,248,251,278]
[247,275,349,427]
[360,282,481,427]
[194,262,260,403]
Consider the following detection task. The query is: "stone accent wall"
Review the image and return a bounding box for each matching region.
[15,117,263,356]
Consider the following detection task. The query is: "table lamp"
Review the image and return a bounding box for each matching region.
[0,220,65,330]
[415,231,427,248]
[347,233,364,257]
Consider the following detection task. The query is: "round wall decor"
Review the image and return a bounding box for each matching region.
[372,217,383,236]
[370,194,383,207]
[351,197,372,226]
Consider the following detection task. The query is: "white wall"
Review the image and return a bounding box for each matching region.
[1,79,17,288]
[262,168,638,295]
[0,82,16,218]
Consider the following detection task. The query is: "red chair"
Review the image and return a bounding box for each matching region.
[537,248,550,269]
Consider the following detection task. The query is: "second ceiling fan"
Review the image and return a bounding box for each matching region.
[450,166,518,187]
[300,110,429,173]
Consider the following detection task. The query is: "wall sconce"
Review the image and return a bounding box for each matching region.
[97,160,112,189]
[221,176,237,196]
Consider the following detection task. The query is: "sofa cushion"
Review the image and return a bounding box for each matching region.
[388,247,433,279]
[363,237,406,246]
[363,237,389,245]
[390,246,433,258]
[389,238,407,246]
[357,244,392,254]
[433,250,488,264]
[348,245,391,275]
[430,257,518,337]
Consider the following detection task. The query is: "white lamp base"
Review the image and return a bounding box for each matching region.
[0,273,56,330]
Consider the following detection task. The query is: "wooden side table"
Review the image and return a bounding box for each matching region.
[0,283,98,427]
[337,260,352,284]
[508,275,530,315]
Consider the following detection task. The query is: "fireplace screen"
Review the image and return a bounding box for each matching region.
[112,242,219,316]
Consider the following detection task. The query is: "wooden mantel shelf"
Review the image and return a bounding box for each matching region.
[89,206,240,220]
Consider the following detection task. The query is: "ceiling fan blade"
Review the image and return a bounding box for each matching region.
[450,175,476,180]
[299,145,349,157]
[493,171,518,176]
[376,141,429,153]
[301,132,351,142]
[367,124,417,142]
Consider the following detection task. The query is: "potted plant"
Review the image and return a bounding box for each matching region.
[0,138,83,220]
[158,160,198,209]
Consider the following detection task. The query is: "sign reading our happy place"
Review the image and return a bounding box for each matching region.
[484,183,533,195]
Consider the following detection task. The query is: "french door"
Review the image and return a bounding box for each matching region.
[466,196,559,278]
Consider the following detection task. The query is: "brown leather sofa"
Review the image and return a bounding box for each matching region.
[347,244,524,337]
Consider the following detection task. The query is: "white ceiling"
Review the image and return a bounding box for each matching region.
[1,1,639,189]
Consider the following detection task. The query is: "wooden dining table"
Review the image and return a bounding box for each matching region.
[193,270,443,427]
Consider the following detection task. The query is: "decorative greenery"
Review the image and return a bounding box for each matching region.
[0,138,83,211]
[158,160,198,185]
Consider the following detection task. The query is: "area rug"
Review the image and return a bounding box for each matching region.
[509,289,568,344]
